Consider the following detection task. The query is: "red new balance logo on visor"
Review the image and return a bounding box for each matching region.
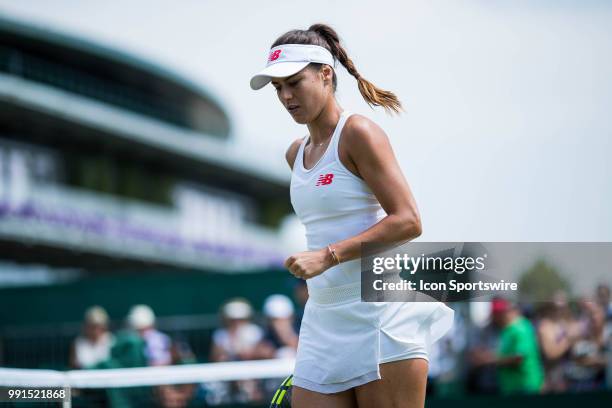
[316,173,334,186]
[268,49,282,61]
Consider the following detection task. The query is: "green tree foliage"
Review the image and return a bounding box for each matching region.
[518,258,570,302]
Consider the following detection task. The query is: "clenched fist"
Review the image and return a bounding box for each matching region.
[284,247,337,280]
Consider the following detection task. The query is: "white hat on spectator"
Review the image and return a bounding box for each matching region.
[263,294,294,319]
[127,304,156,329]
[222,298,253,320]
[84,305,109,326]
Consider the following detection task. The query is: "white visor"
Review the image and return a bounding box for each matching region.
[250,44,335,90]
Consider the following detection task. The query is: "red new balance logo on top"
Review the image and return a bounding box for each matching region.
[316,173,334,186]
[268,49,282,62]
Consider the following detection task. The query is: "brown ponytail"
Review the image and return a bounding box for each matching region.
[271,24,403,115]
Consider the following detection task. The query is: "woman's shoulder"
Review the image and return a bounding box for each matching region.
[343,113,386,145]
[340,113,393,166]
[285,135,307,170]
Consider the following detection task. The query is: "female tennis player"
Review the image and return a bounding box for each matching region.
[250,24,454,408]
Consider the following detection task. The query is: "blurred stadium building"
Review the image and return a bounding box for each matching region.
[0,16,296,370]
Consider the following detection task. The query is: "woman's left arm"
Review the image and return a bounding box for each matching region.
[285,115,422,279]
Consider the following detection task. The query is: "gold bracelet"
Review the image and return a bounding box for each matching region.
[327,244,340,265]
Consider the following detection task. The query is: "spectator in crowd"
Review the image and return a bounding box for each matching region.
[256,294,298,359]
[596,283,612,389]
[125,305,196,408]
[207,298,264,404]
[210,298,264,362]
[535,290,579,393]
[475,298,544,395]
[427,302,467,397]
[565,296,607,391]
[70,305,114,369]
[256,294,299,402]
[127,304,172,366]
[596,284,612,321]
[466,304,500,395]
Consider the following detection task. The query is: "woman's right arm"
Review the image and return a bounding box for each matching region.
[285,137,306,171]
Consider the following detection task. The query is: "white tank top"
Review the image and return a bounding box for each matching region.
[290,110,387,292]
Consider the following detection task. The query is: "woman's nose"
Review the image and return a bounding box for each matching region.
[279,87,293,102]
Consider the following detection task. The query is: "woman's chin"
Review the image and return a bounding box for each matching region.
[292,113,309,124]
[289,109,309,124]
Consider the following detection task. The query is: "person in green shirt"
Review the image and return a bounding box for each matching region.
[482,298,545,395]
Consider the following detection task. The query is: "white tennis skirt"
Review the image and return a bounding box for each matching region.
[292,281,454,394]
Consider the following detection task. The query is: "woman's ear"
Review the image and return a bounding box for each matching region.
[321,65,333,85]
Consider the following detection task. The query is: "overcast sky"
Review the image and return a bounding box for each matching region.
[1,0,610,248]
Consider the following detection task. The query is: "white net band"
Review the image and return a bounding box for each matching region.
[0,358,295,388]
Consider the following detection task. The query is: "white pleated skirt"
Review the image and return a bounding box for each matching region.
[292,281,454,394]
